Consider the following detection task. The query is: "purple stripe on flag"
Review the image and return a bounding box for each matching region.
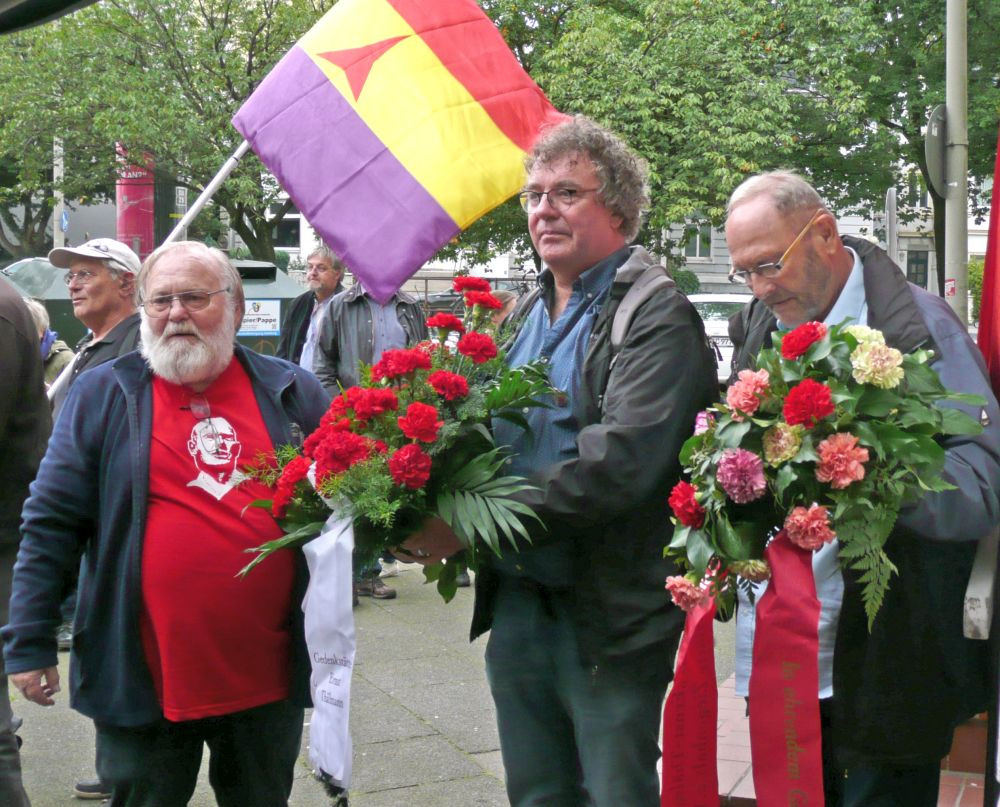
[233,46,459,303]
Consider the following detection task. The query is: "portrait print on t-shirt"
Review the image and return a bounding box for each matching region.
[186,416,247,501]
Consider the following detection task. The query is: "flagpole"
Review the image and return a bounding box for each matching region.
[163,140,252,245]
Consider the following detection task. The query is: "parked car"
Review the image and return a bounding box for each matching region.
[688,292,751,385]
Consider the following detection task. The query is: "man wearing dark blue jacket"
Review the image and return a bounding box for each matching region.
[3,241,329,807]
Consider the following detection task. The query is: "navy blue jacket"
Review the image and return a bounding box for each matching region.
[2,345,329,727]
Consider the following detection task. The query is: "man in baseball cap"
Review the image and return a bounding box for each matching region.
[44,237,141,801]
[46,238,142,417]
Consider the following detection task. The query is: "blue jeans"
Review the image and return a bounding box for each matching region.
[96,699,303,807]
[484,577,674,807]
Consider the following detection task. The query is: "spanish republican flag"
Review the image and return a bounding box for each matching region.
[233,0,565,302]
[978,126,1000,392]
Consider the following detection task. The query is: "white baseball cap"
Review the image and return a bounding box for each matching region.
[48,238,141,275]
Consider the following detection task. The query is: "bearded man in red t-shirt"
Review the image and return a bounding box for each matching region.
[3,241,330,807]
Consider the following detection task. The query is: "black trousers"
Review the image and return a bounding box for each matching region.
[820,698,941,807]
[96,698,303,807]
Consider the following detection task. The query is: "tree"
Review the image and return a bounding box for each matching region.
[450,0,1000,291]
[0,0,335,262]
[0,30,116,258]
[449,0,884,262]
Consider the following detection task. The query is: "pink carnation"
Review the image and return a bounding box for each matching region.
[665,576,709,612]
[716,448,767,504]
[694,410,715,435]
[726,368,770,420]
[783,505,836,551]
[816,432,869,489]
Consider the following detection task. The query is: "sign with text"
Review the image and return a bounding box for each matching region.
[238,299,281,336]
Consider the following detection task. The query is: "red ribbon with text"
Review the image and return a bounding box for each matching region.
[748,531,824,806]
[661,598,718,807]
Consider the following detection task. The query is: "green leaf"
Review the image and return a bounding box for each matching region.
[938,408,984,436]
[239,520,325,577]
[686,528,714,575]
[856,388,900,417]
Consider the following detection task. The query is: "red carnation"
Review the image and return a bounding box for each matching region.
[668,481,706,528]
[388,443,432,489]
[397,401,443,442]
[781,322,828,360]
[347,387,399,421]
[428,370,470,401]
[371,348,432,381]
[271,455,312,518]
[457,332,498,364]
[783,378,835,429]
[453,276,492,293]
[313,431,374,482]
[464,290,503,310]
[426,313,465,334]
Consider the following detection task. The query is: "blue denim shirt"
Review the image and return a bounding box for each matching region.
[491,247,627,585]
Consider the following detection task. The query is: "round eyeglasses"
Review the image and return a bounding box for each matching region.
[518,187,601,212]
[141,288,230,317]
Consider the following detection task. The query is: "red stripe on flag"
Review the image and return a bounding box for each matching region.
[977,125,1000,395]
[386,0,565,152]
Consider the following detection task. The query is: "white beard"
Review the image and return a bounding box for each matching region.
[140,312,236,386]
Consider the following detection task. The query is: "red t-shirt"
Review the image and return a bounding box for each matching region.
[141,358,295,721]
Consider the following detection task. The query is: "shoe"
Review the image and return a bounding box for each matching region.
[355,576,397,599]
[56,623,73,651]
[73,777,111,800]
[379,559,400,578]
[455,570,471,587]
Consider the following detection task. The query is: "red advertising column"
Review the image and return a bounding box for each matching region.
[115,144,155,260]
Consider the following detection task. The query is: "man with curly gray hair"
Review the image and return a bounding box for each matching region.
[471,115,717,805]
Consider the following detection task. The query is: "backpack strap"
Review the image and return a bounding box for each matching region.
[610,263,675,354]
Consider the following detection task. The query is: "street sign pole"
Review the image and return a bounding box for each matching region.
[944,0,968,323]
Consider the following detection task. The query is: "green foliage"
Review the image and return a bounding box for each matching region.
[969,259,984,324]
[671,268,700,295]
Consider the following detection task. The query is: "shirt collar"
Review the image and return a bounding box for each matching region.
[539,246,629,300]
[821,246,867,328]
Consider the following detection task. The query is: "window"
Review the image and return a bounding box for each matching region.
[272,217,301,249]
[906,250,929,288]
[684,223,712,260]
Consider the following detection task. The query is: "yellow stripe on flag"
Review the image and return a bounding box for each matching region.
[300,0,526,227]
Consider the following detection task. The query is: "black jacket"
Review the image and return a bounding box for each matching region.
[471,247,718,677]
[276,285,345,365]
[0,278,50,550]
[729,236,1000,765]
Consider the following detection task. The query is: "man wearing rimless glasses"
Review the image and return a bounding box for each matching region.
[3,241,329,807]
[725,170,1000,807]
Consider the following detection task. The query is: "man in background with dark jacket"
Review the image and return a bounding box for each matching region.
[0,276,51,807]
[276,245,346,367]
[725,170,1000,807]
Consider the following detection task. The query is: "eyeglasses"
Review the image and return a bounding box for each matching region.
[141,287,230,317]
[729,209,824,285]
[186,395,226,458]
[64,270,100,286]
[518,187,601,212]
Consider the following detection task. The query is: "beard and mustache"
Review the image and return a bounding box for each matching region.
[140,310,237,386]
